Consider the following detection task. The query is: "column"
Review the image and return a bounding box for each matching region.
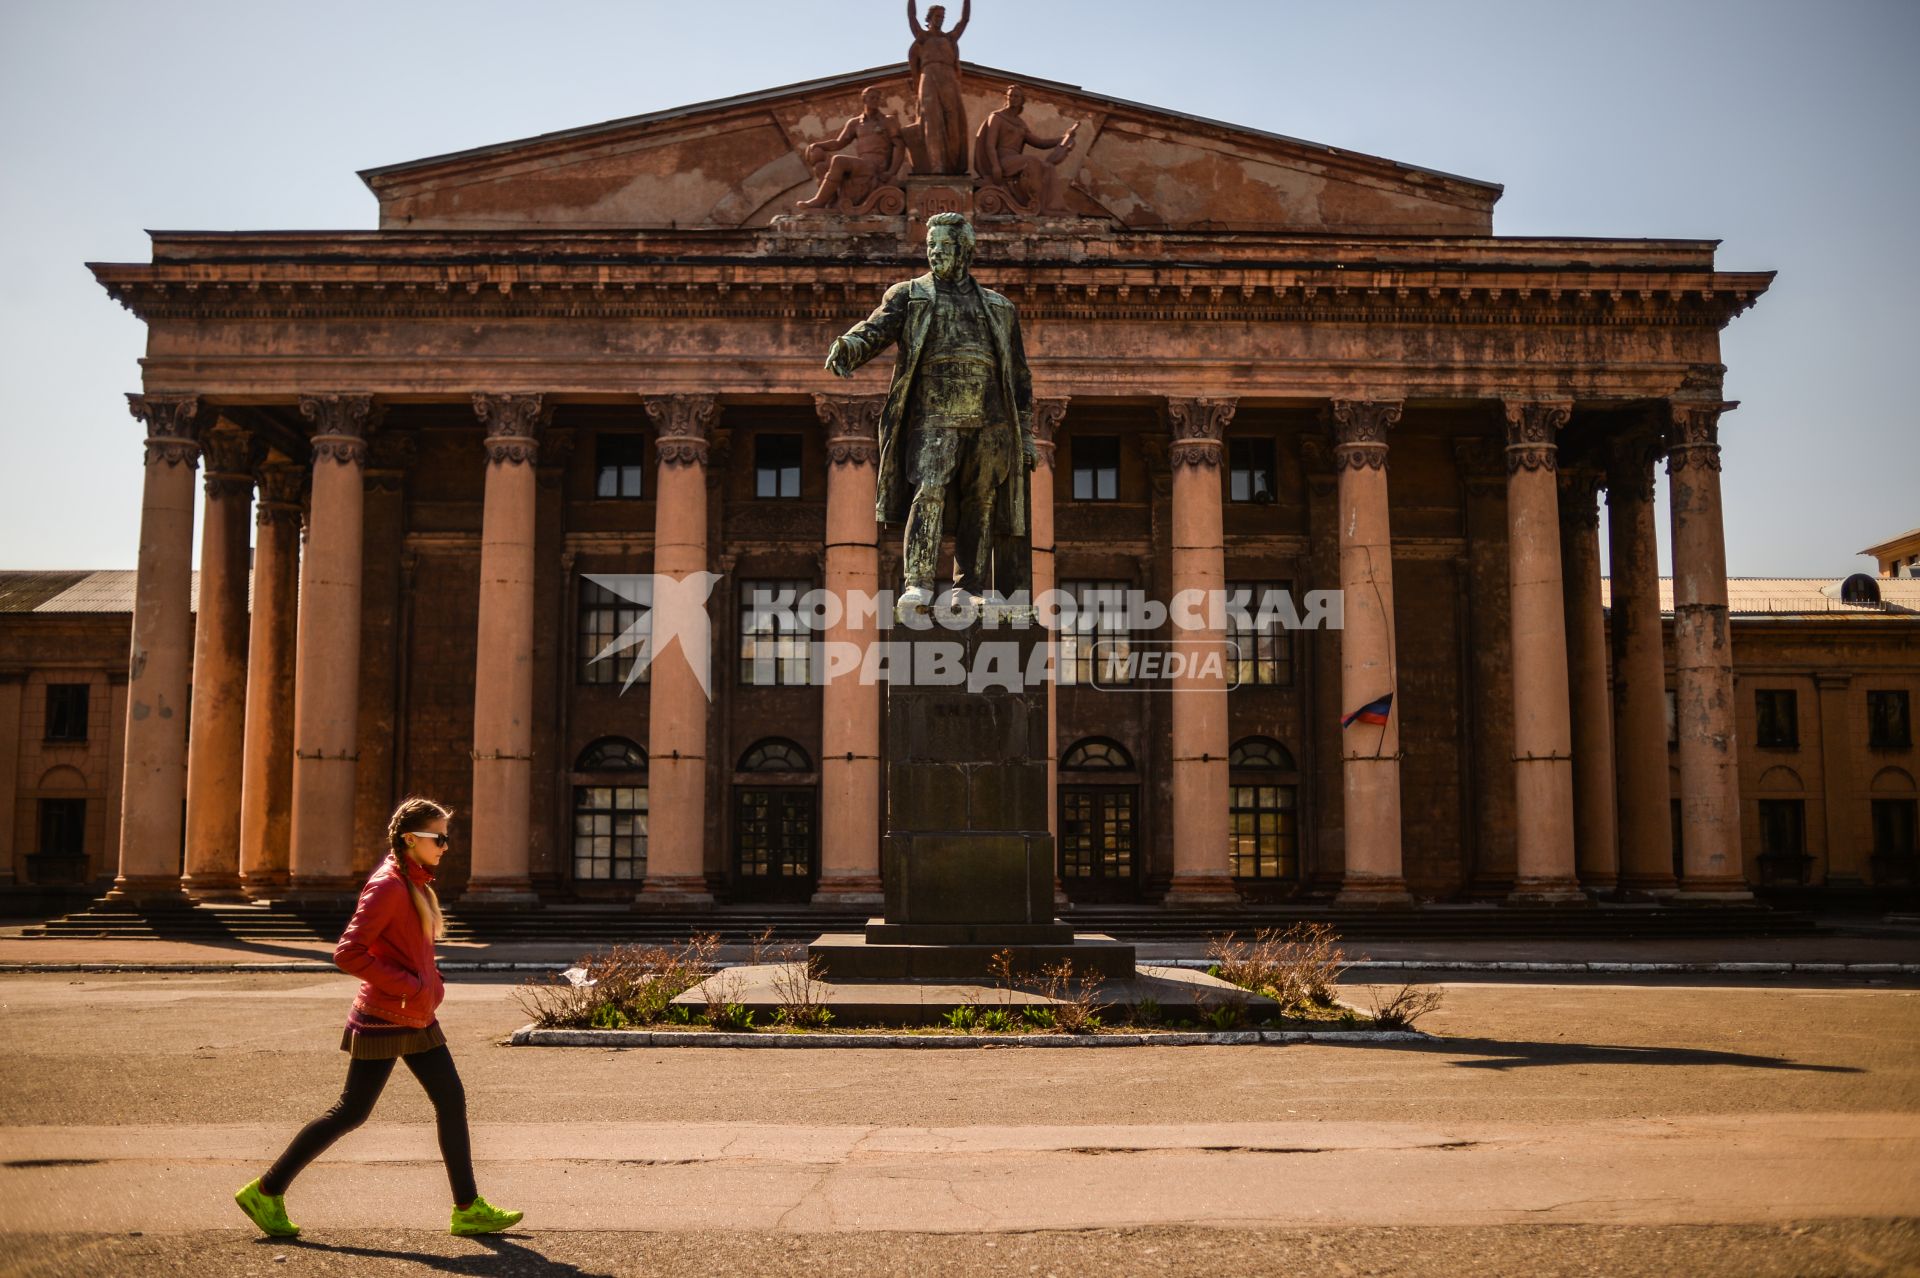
[288,394,377,899]
[1502,402,1583,903]
[1559,464,1619,890]
[182,426,255,900]
[1326,400,1410,904]
[1604,428,1675,893]
[111,394,205,902]
[466,395,548,904]
[1452,437,1517,893]
[351,430,415,877]
[1666,400,1752,900]
[239,462,303,898]
[1031,397,1068,899]
[1163,398,1238,902]
[641,394,720,904]
[812,393,886,905]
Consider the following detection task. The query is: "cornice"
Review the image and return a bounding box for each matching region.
[91,262,1771,330]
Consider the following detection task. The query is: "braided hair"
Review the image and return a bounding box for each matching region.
[386,795,450,941]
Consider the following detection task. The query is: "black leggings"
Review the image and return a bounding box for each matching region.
[261,1045,476,1205]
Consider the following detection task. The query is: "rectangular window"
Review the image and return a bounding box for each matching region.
[739,579,812,686]
[1757,798,1806,857]
[1665,689,1678,747]
[1873,799,1917,858]
[754,434,803,500]
[1228,438,1276,504]
[578,577,648,686]
[572,785,648,881]
[1225,581,1293,686]
[44,683,89,742]
[1057,580,1133,685]
[1071,436,1119,502]
[1754,689,1798,748]
[1230,783,1298,878]
[594,435,646,499]
[38,798,85,856]
[1868,690,1912,748]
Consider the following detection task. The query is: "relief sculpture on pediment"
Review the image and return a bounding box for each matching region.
[795,86,909,215]
[972,84,1080,216]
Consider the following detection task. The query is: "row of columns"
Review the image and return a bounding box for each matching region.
[112,387,1749,906]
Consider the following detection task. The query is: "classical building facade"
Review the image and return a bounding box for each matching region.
[53,59,1903,911]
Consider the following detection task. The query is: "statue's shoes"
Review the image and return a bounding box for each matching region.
[898,585,933,610]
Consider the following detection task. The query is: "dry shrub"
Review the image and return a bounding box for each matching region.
[1036,959,1105,1034]
[1206,923,1349,1010]
[1368,981,1445,1031]
[514,934,720,1029]
[770,951,834,1029]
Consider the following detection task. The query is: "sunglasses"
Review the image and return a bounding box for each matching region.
[409,832,450,849]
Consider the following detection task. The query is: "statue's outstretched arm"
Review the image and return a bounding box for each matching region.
[907,0,924,38]
[827,285,910,377]
[952,0,971,37]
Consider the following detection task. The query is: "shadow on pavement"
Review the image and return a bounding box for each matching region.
[1386,1036,1864,1073]
[264,1234,615,1276]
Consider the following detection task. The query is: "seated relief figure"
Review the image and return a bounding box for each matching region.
[796,86,909,215]
[972,84,1080,216]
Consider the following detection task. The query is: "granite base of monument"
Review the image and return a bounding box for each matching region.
[805,614,1140,994]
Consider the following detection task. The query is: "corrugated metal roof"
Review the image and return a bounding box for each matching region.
[0,569,242,614]
[1600,576,1920,617]
[0,571,93,613]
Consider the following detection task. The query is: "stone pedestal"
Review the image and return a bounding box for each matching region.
[882,618,1054,932]
[810,613,1136,981]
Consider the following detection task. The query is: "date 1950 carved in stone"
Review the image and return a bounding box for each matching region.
[797,87,908,216]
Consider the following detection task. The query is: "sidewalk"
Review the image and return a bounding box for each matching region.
[0,930,1914,975]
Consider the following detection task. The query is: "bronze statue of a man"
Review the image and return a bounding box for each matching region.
[825,212,1037,610]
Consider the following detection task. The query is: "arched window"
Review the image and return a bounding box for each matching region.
[573,737,647,882]
[576,737,646,771]
[1059,738,1138,891]
[1229,736,1298,880]
[1228,737,1296,770]
[1061,737,1134,770]
[739,738,812,772]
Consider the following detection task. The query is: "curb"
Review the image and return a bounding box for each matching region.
[510,1025,1434,1048]
[3,958,1916,976]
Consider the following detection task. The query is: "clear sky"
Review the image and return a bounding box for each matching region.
[1,0,1913,576]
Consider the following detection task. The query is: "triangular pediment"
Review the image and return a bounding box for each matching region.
[362,63,1499,235]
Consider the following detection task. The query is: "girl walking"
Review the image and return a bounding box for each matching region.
[234,797,523,1238]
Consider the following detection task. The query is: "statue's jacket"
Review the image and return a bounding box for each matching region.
[833,271,1034,537]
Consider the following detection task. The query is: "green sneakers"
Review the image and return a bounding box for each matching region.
[234,1178,300,1237]
[450,1194,524,1236]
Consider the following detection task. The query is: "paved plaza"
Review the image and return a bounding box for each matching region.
[1,961,1916,1275]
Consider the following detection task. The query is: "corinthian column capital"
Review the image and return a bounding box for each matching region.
[473,393,550,465]
[128,394,207,468]
[1323,399,1400,470]
[201,426,258,500]
[1502,400,1570,475]
[254,461,306,529]
[645,394,720,468]
[1030,396,1069,465]
[1165,397,1235,470]
[298,394,381,466]
[1665,400,1736,474]
[812,393,884,467]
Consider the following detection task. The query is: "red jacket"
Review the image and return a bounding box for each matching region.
[333,855,443,1029]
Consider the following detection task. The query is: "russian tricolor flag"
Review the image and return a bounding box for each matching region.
[1341,692,1393,728]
